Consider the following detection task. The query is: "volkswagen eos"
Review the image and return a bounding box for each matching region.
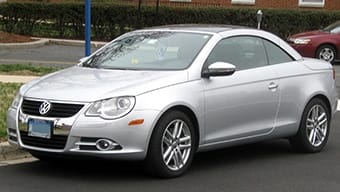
[7,25,338,178]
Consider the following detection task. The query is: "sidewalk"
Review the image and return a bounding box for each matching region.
[0,75,39,83]
[0,142,32,162]
[0,37,107,50]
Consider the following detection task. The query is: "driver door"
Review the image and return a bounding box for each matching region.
[203,36,280,144]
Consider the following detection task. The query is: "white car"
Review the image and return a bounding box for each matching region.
[7,25,338,177]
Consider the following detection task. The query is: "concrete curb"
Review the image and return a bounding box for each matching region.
[0,74,39,83]
[0,142,32,162]
[44,38,107,48]
[0,37,108,49]
[0,39,49,50]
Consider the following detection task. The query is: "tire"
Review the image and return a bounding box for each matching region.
[316,45,337,64]
[144,110,197,178]
[290,98,330,153]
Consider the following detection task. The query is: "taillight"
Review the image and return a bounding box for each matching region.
[333,68,336,80]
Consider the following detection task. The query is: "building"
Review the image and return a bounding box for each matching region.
[140,0,340,10]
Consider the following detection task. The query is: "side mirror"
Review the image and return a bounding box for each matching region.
[202,62,236,78]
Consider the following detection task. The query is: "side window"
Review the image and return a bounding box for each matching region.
[331,26,340,34]
[206,36,268,71]
[263,39,294,65]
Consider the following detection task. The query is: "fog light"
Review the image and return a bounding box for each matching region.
[96,139,115,151]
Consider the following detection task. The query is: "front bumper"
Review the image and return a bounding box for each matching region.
[7,101,159,160]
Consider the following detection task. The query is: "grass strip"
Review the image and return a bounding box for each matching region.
[0,64,61,76]
[0,82,22,141]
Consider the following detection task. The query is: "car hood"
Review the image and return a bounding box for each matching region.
[290,30,329,39]
[22,66,188,102]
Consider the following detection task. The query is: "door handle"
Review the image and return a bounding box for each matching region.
[268,82,278,90]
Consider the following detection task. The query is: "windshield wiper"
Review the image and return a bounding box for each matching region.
[101,67,140,71]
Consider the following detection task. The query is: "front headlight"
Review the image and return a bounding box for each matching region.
[293,38,311,45]
[86,96,135,119]
[10,93,21,110]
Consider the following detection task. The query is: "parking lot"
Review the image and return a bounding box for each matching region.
[0,65,339,192]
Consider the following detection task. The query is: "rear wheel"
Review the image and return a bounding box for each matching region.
[144,110,196,178]
[316,45,337,64]
[290,98,330,153]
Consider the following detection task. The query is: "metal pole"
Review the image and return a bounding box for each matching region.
[138,0,142,11]
[256,10,263,30]
[85,0,91,56]
[156,0,160,14]
[137,0,142,29]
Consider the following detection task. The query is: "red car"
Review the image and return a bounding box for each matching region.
[288,21,340,64]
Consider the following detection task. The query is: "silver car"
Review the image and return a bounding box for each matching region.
[7,25,338,178]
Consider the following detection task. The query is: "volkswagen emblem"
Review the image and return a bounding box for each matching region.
[39,101,52,115]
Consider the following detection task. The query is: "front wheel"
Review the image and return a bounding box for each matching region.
[290,98,330,153]
[316,45,337,64]
[144,110,197,178]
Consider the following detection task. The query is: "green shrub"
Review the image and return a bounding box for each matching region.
[0,2,340,41]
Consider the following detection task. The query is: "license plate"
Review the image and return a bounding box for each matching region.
[28,119,53,139]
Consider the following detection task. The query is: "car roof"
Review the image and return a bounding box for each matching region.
[139,24,302,61]
[145,24,251,33]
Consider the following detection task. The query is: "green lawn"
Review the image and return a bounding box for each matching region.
[0,64,61,76]
[0,64,63,141]
[0,82,22,141]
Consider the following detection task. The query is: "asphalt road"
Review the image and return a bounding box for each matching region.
[0,44,100,67]
[0,112,339,192]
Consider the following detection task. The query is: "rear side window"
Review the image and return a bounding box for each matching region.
[263,40,294,65]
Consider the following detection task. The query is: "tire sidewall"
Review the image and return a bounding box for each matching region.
[146,110,197,178]
[317,45,336,64]
[298,98,330,152]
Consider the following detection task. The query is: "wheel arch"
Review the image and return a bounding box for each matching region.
[164,105,200,148]
[147,105,200,152]
[305,94,332,121]
[290,93,332,153]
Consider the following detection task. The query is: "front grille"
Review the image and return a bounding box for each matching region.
[20,131,67,149]
[21,99,84,118]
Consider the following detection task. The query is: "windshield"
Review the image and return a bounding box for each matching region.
[323,21,340,34]
[83,31,212,70]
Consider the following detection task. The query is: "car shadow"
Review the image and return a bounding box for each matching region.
[9,139,304,180]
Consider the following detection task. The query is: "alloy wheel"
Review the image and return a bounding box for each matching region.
[306,105,328,147]
[318,47,335,62]
[161,119,192,171]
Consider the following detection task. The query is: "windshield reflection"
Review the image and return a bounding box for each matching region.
[83,31,211,70]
